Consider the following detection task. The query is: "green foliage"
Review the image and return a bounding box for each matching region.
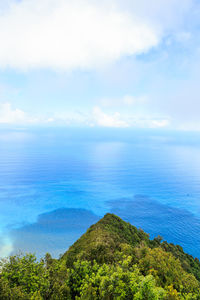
[67,259,166,300]
[0,253,49,299]
[161,242,200,282]
[0,214,200,299]
[138,247,200,294]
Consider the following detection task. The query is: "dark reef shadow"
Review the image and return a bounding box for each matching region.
[10,208,100,258]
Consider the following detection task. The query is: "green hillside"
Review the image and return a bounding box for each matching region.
[62,213,150,266]
[63,213,200,282]
[0,213,200,299]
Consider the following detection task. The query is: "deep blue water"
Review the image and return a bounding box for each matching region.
[1,128,200,258]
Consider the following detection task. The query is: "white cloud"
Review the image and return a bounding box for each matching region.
[90,106,170,129]
[0,0,162,71]
[91,106,129,128]
[124,115,170,129]
[100,95,147,108]
[0,102,36,124]
[149,119,169,128]
[94,95,170,128]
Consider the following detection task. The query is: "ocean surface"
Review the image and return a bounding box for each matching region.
[1,127,200,258]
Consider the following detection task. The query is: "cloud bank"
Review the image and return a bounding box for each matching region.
[0,101,169,129]
[0,0,197,130]
[0,0,192,71]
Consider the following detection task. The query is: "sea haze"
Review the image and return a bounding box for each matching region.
[0,128,200,258]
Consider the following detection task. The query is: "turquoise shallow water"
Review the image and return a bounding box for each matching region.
[1,128,200,258]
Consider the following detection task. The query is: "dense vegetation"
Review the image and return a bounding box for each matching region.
[0,213,200,299]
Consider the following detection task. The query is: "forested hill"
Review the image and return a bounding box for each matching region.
[0,214,200,299]
[63,213,200,279]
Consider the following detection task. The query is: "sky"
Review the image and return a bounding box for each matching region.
[0,0,200,130]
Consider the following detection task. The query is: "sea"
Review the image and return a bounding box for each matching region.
[0,127,200,259]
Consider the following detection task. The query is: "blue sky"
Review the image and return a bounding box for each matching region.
[0,0,200,130]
